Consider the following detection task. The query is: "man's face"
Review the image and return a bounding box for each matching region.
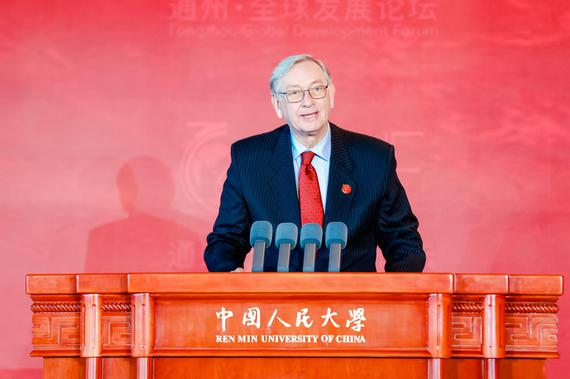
[271,61,335,145]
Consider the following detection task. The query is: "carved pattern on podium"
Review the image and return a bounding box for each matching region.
[31,299,81,352]
[453,301,484,313]
[451,301,483,353]
[31,301,131,313]
[505,314,558,352]
[505,303,559,314]
[102,302,131,313]
[32,302,81,313]
[102,315,132,351]
[32,314,80,350]
[31,299,133,353]
[101,300,132,352]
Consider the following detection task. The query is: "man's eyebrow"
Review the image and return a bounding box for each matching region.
[283,85,303,90]
[283,80,326,90]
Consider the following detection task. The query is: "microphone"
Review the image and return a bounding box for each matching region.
[275,223,298,272]
[250,221,273,272]
[300,223,322,272]
[325,222,348,272]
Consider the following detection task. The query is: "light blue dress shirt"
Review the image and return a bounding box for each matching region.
[290,125,331,212]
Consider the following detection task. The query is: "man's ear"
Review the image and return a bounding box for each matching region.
[328,83,336,109]
[271,95,283,118]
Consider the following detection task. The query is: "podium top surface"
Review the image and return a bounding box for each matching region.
[25,273,564,296]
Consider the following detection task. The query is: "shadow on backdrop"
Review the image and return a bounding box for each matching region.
[84,156,207,272]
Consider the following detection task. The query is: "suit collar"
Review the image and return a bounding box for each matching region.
[329,123,354,174]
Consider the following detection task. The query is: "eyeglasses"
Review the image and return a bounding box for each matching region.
[277,85,329,103]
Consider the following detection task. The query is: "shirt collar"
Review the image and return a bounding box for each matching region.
[291,123,332,162]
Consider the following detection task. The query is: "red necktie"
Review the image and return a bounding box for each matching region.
[299,151,324,226]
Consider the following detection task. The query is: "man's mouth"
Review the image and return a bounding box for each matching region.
[300,111,319,120]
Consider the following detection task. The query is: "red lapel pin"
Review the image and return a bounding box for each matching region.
[341,184,352,195]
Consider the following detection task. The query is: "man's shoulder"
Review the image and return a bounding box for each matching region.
[332,123,393,154]
[232,125,285,154]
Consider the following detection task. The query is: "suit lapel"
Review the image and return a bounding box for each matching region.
[324,124,355,226]
[268,125,301,226]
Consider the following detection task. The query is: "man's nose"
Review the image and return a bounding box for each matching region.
[301,90,315,106]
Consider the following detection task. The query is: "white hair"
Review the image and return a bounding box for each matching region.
[269,54,332,95]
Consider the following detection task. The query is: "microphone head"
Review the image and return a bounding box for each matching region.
[325,222,348,249]
[300,223,323,249]
[275,223,298,249]
[249,220,273,247]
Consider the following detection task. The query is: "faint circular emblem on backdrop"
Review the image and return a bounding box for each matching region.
[180,122,232,213]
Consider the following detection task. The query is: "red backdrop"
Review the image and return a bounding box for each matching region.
[2,0,569,377]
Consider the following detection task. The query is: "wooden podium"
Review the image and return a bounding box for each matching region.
[26,273,562,378]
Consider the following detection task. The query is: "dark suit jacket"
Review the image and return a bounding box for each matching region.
[204,123,425,272]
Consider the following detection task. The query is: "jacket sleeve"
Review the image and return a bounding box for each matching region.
[376,145,426,272]
[204,143,251,271]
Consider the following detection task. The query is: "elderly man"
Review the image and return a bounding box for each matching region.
[204,54,425,272]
